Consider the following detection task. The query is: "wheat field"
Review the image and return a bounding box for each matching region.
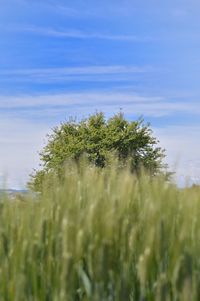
[0,164,199,300]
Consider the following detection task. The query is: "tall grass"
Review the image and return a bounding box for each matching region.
[0,164,200,300]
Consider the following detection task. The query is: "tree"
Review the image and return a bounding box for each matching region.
[29,112,167,191]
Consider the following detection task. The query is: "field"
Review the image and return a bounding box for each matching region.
[0,164,200,301]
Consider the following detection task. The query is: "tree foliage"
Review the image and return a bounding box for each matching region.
[29,112,167,191]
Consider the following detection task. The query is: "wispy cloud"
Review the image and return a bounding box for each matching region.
[0,91,199,118]
[2,65,150,76]
[20,26,153,42]
[0,91,162,108]
[52,4,90,18]
[49,3,136,19]
[0,65,152,84]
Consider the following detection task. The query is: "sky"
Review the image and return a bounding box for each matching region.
[0,0,200,188]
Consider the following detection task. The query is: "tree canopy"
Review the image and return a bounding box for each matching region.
[29,112,167,191]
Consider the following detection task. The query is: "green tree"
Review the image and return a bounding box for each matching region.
[29,112,167,191]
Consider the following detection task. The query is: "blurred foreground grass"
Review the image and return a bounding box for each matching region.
[0,164,200,300]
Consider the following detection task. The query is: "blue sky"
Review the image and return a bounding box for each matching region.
[0,0,200,188]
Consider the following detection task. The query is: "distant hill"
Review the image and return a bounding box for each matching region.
[0,189,28,194]
[0,189,29,199]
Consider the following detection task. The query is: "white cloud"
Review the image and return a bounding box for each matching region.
[154,125,200,186]
[0,91,160,108]
[0,91,199,118]
[2,65,150,76]
[0,118,49,189]
[51,4,91,17]
[19,26,153,42]
[1,65,152,84]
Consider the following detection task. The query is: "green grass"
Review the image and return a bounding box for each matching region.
[0,164,200,300]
